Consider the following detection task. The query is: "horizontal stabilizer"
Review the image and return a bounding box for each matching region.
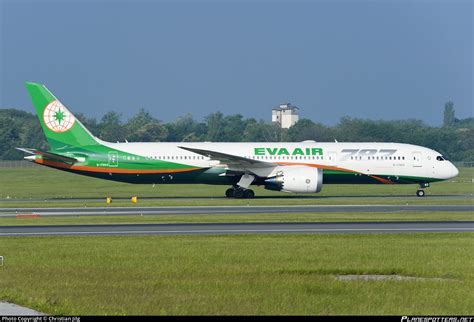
[16,148,77,163]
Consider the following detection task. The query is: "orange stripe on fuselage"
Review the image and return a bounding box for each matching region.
[35,159,200,174]
[276,162,394,184]
[368,175,394,184]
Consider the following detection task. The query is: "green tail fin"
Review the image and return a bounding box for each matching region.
[25,82,98,151]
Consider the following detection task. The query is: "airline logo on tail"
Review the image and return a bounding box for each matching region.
[43,100,75,132]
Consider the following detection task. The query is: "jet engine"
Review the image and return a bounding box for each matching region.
[264,166,323,193]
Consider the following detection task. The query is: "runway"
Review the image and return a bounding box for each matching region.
[1,194,472,202]
[0,221,472,236]
[0,204,472,217]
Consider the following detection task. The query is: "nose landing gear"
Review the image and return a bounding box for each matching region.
[416,189,425,197]
[416,183,430,197]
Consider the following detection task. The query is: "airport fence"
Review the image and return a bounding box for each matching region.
[0,161,40,168]
[0,160,473,168]
[453,161,474,168]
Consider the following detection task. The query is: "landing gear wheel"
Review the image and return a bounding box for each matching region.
[416,189,425,197]
[244,189,255,199]
[233,188,245,199]
[225,188,235,198]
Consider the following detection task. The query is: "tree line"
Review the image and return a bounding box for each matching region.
[0,103,472,161]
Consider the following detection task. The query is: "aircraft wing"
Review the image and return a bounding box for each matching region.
[16,148,78,163]
[178,146,273,170]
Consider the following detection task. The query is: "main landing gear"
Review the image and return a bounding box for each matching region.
[225,174,256,199]
[225,186,255,199]
[416,183,430,197]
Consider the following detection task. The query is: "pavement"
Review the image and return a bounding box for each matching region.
[0,302,44,315]
[0,204,472,218]
[0,221,472,236]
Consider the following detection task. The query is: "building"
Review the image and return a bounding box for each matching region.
[272,103,299,129]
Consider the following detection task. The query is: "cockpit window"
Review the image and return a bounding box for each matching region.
[436,155,446,161]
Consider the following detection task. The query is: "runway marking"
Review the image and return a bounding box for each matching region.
[15,214,40,218]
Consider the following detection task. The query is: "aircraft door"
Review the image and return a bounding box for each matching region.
[108,151,118,167]
[412,152,422,167]
[328,151,337,166]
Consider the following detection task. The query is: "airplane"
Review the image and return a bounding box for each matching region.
[17,82,459,198]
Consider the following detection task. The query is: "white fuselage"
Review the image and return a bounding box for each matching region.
[101,141,459,182]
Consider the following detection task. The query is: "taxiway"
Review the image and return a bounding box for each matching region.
[0,221,472,236]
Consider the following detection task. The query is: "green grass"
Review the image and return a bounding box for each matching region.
[0,211,472,226]
[0,167,472,208]
[0,233,472,315]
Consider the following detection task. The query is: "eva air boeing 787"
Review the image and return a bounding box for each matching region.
[18,82,459,198]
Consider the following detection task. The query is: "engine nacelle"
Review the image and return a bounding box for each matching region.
[264,166,323,193]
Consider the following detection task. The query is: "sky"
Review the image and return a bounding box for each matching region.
[0,0,472,126]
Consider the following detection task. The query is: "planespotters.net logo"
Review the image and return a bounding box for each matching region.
[43,100,75,132]
[401,317,473,322]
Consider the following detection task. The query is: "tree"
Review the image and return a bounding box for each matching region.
[243,120,280,142]
[287,118,335,142]
[125,109,168,142]
[443,101,455,127]
[129,122,168,142]
[221,114,246,141]
[0,122,21,159]
[206,112,225,141]
[165,113,206,142]
[99,111,127,142]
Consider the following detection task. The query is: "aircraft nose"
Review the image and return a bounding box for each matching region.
[444,162,459,179]
[451,164,459,178]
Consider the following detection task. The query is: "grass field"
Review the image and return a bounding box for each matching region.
[0,211,472,226]
[0,233,473,315]
[0,167,472,208]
